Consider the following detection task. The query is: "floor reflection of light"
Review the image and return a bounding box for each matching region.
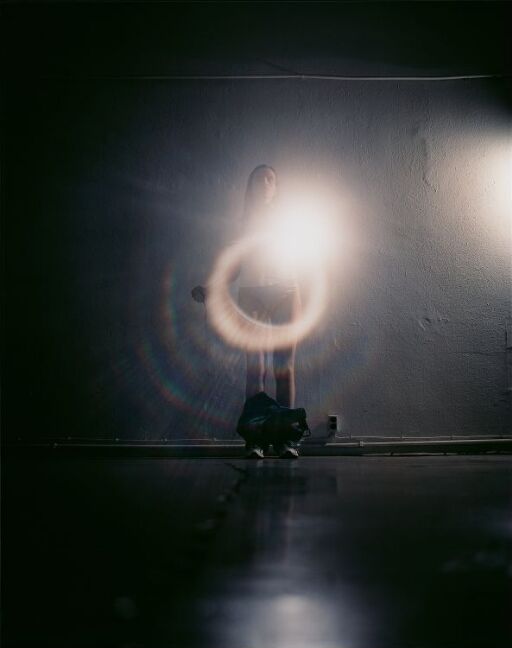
[212,588,348,648]
[265,594,340,648]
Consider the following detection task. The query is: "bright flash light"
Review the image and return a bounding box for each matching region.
[205,187,340,351]
[206,231,328,351]
[267,195,336,270]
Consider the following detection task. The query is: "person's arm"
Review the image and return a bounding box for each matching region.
[191,261,241,304]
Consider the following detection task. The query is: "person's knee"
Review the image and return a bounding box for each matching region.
[273,353,295,377]
[274,368,294,388]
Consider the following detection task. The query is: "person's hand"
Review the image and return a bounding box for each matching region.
[191,285,207,303]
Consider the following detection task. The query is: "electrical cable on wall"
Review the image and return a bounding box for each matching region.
[41,73,509,81]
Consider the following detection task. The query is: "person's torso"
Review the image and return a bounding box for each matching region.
[238,205,297,289]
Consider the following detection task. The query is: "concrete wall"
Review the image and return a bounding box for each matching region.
[5,77,511,440]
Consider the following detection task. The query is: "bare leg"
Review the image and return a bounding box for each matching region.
[274,345,296,407]
[272,287,301,408]
[238,292,268,399]
[245,348,266,399]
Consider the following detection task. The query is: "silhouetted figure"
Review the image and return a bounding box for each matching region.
[192,165,303,458]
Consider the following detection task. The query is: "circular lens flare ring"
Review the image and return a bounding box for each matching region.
[207,233,328,351]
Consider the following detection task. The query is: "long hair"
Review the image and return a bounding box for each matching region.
[242,164,277,219]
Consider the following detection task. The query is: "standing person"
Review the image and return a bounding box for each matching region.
[192,164,304,458]
[238,165,300,408]
[238,165,303,458]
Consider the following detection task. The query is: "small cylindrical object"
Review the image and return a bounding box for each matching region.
[327,414,339,436]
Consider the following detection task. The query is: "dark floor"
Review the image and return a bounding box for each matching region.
[2,455,512,647]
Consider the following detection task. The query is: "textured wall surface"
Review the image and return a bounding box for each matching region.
[5,76,510,440]
[3,1,511,441]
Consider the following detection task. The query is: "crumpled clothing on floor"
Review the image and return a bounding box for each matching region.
[236,391,310,447]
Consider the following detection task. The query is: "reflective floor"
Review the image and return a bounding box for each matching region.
[3,455,512,647]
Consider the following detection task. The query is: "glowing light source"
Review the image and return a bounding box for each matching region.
[266,195,335,271]
[205,188,339,351]
[207,232,328,351]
